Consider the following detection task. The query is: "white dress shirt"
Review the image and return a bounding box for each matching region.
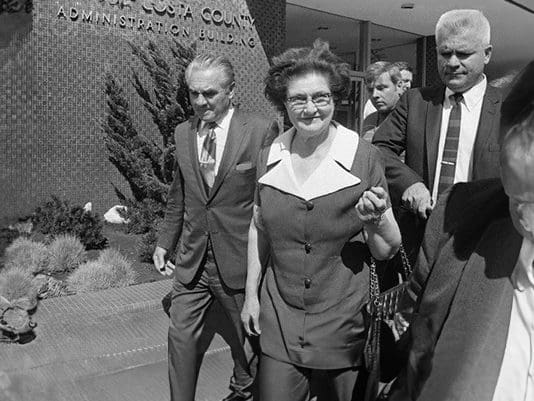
[196,107,234,175]
[431,76,487,202]
[491,237,534,401]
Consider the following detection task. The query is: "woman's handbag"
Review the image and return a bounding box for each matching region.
[364,245,413,401]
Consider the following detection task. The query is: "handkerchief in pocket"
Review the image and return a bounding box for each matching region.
[236,161,253,171]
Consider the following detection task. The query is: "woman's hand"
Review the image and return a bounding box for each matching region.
[241,295,261,336]
[355,186,389,225]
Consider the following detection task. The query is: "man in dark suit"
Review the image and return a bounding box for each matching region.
[391,61,534,401]
[373,9,502,259]
[153,54,278,401]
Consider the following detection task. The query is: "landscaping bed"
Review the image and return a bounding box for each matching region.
[99,223,165,284]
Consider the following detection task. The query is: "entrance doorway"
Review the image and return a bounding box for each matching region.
[334,71,366,134]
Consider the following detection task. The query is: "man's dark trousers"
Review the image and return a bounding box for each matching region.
[168,241,255,401]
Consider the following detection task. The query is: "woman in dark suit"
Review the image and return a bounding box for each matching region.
[240,40,401,401]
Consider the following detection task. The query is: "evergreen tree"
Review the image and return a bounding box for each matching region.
[102,39,195,213]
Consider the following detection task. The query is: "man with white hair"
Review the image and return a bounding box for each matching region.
[154,54,278,401]
[391,60,534,401]
[373,9,502,260]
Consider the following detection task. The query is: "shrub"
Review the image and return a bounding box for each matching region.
[103,40,195,205]
[31,196,107,249]
[120,198,164,234]
[4,237,49,275]
[45,234,87,273]
[0,266,38,307]
[33,274,72,299]
[137,229,158,263]
[0,227,20,258]
[67,248,137,293]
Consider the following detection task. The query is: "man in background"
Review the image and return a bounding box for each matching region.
[372,9,502,260]
[153,54,278,401]
[393,60,534,401]
[362,61,404,141]
[394,61,414,92]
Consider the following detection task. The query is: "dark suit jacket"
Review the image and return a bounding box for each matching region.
[372,85,502,206]
[157,109,278,289]
[393,179,523,401]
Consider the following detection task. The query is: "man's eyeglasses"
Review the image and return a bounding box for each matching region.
[286,92,333,110]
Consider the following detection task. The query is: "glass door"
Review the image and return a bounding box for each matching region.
[334,71,366,134]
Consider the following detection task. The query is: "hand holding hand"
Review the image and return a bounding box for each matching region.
[241,296,261,336]
[356,186,389,225]
[401,182,433,219]
[153,246,174,276]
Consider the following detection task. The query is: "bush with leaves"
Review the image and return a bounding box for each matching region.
[103,39,194,203]
[67,248,137,293]
[102,39,195,242]
[119,198,164,235]
[0,227,21,257]
[31,196,107,249]
[45,234,87,274]
[137,228,158,263]
[3,237,49,275]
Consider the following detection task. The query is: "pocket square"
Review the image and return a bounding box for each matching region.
[236,162,253,171]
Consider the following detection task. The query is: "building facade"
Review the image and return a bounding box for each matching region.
[0,0,285,223]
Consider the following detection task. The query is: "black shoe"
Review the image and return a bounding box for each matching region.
[221,390,252,401]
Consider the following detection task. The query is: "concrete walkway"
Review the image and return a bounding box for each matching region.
[0,280,236,401]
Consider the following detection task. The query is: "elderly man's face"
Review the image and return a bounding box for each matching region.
[436,29,492,93]
[400,70,413,92]
[502,155,534,242]
[187,67,234,122]
[368,72,403,113]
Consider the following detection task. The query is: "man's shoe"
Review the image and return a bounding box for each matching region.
[221,390,252,401]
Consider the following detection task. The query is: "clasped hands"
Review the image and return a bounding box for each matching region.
[355,186,389,224]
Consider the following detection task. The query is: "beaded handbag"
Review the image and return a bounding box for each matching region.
[364,245,413,401]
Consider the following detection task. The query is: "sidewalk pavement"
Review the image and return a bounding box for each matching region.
[0,279,236,401]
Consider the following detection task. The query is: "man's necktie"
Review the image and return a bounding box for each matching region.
[199,121,217,190]
[437,93,463,195]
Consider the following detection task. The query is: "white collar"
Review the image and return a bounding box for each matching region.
[511,237,534,292]
[260,122,361,201]
[445,75,487,112]
[266,122,359,169]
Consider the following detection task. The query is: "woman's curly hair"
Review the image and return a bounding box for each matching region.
[264,39,351,112]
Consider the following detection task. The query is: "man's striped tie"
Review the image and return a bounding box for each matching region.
[437,93,463,195]
[199,121,217,190]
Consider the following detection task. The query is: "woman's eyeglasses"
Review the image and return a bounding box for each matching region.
[286,93,333,110]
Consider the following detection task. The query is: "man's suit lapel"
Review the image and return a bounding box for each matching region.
[424,86,445,190]
[472,85,501,173]
[187,116,209,201]
[209,109,247,200]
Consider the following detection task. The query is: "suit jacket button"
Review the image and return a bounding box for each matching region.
[304,242,312,253]
[305,201,314,211]
[304,278,311,289]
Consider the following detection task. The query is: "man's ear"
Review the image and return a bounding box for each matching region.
[228,81,236,100]
[484,45,493,65]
